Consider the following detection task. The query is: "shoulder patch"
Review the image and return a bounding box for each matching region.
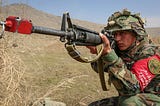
[148,58,160,74]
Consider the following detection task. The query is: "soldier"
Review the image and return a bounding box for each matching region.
[87,9,160,106]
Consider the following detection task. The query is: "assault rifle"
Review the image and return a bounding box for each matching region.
[0,12,115,91]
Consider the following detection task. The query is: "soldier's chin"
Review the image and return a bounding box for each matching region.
[118,46,127,51]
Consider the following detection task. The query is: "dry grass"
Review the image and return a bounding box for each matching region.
[0,34,29,106]
[0,32,118,106]
[152,36,160,44]
[31,75,89,106]
[0,34,159,106]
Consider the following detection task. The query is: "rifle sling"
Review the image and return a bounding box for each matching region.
[97,58,108,91]
[65,44,108,91]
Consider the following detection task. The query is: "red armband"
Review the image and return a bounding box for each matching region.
[131,55,160,91]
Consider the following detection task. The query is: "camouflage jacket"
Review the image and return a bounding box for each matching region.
[91,40,160,96]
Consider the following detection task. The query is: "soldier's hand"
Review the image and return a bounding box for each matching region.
[86,46,97,54]
[86,33,112,55]
[99,33,112,55]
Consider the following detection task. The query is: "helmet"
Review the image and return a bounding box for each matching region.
[105,9,148,40]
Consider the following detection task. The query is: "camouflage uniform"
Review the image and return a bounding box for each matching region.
[89,9,160,106]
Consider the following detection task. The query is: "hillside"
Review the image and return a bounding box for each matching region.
[2,3,160,36]
[146,27,160,37]
[0,3,159,106]
[1,3,104,31]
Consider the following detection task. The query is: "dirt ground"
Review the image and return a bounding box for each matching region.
[0,33,118,106]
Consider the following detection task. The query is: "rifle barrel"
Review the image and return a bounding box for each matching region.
[32,26,73,37]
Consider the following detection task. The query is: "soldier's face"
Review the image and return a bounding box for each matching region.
[114,31,136,51]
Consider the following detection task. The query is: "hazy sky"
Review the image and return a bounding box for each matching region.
[8,0,160,27]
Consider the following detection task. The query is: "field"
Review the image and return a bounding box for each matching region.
[0,32,119,106]
[0,3,159,106]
